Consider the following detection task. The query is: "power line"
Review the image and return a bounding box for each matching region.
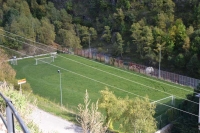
[61,56,199,104]
[0,39,199,118]
[0,45,26,56]
[0,32,198,105]
[0,29,197,95]
[0,29,197,93]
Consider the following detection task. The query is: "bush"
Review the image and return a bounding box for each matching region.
[0,82,40,133]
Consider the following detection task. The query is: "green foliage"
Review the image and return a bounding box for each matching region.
[191,29,200,54]
[122,97,156,133]
[174,53,186,69]
[194,3,200,28]
[77,90,106,133]
[113,32,124,56]
[0,48,16,83]
[99,88,156,132]
[57,28,81,48]
[101,26,111,43]
[65,0,73,12]
[37,17,55,45]
[186,54,200,78]
[113,8,125,32]
[74,24,97,47]
[0,83,40,133]
[12,54,193,120]
[99,88,125,130]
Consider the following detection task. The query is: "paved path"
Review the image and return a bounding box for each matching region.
[30,108,82,133]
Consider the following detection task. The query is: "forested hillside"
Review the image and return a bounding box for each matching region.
[0,0,200,78]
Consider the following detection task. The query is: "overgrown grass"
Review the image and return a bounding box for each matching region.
[12,54,194,117]
[26,92,78,124]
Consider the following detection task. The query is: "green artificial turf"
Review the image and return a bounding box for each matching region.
[12,53,195,117]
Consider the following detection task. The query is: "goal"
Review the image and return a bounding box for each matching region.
[10,56,17,65]
[35,56,54,65]
[51,52,57,58]
[151,95,175,106]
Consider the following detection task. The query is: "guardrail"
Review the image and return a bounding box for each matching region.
[0,93,30,133]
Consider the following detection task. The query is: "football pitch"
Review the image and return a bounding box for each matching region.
[12,54,195,116]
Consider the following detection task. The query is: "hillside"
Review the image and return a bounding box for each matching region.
[1,0,200,79]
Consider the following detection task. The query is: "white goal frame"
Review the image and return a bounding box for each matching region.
[50,52,57,58]
[10,56,17,65]
[35,56,54,65]
[151,95,175,106]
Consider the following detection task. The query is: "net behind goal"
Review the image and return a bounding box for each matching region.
[152,95,175,114]
[10,56,17,65]
[35,56,54,65]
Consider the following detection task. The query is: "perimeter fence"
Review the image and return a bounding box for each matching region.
[74,49,200,89]
[74,49,200,129]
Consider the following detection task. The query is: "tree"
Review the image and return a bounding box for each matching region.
[113,8,125,32]
[99,88,126,130]
[0,48,16,83]
[186,54,200,78]
[169,19,188,53]
[75,24,97,48]
[77,90,107,133]
[101,26,111,43]
[130,20,153,58]
[122,97,156,133]
[190,29,200,55]
[46,2,60,23]
[113,32,124,56]
[99,88,156,132]
[194,3,200,28]
[130,19,144,57]
[36,17,55,45]
[57,28,81,49]
[0,82,40,133]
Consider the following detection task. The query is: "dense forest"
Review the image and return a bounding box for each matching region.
[0,0,200,79]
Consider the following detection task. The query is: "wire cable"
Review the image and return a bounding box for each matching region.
[0,33,198,105]
[0,29,197,94]
[0,39,199,118]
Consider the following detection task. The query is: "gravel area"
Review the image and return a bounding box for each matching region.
[30,108,82,133]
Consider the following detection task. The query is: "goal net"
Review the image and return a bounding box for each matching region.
[10,56,17,65]
[51,52,57,58]
[35,56,54,65]
[152,95,175,114]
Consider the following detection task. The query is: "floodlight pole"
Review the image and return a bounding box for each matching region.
[88,34,91,54]
[158,45,161,78]
[58,70,62,106]
[196,94,200,130]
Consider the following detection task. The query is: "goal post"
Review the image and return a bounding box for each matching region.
[35,56,54,65]
[10,56,17,65]
[50,52,57,58]
[151,95,175,106]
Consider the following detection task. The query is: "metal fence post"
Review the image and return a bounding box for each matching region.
[6,103,14,133]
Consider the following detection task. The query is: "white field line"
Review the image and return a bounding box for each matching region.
[35,56,53,60]
[38,60,199,118]
[72,54,195,93]
[0,33,197,104]
[0,32,195,94]
[61,56,198,105]
[1,42,198,118]
[151,96,173,104]
[1,31,199,117]
[0,31,197,93]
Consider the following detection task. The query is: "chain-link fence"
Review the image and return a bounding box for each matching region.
[74,49,200,89]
